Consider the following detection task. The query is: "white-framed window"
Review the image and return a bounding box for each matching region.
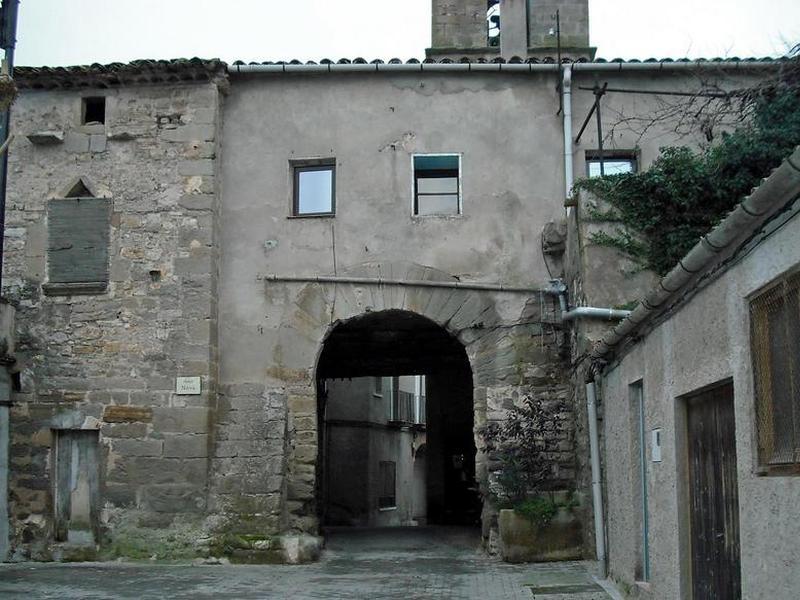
[412,154,462,216]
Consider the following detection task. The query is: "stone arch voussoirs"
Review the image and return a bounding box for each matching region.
[279,260,517,533]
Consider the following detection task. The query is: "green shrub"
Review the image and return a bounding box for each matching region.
[576,69,800,276]
[514,496,559,527]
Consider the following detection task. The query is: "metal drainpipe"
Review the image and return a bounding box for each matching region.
[544,282,632,321]
[562,64,574,202]
[0,0,19,293]
[0,0,18,563]
[562,306,631,321]
[586,377,608,579]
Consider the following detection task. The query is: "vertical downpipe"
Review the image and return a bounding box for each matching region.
[0,401,7,560]
[586,378,607,578]
[0,0,20,292]
[562,65,574,203]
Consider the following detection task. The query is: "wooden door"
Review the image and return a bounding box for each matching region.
[53,430,100,543]
[687,382,741,599]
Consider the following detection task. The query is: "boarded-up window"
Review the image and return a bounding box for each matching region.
[750,270,800,474]
[378,461,396,509]
[46,197,111,293]
[53,429,100,543]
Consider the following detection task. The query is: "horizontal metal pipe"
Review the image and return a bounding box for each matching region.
[230,62,558,74]
[258,274,544,294]
[577,85,735,98]
[572,61,780,72]
[229,60,782,76]
[562,306,633,321]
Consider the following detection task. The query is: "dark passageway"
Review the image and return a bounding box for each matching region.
[316,310,480,531]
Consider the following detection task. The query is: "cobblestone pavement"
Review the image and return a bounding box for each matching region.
[0,527,618,599]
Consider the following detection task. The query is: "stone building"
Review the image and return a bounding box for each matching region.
[0,0,786,571]
[324,376,428,527]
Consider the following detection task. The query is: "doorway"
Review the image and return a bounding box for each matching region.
[686,381,741,599]
[315,310,480,531]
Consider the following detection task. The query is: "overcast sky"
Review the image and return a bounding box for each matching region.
[13,0,800,67]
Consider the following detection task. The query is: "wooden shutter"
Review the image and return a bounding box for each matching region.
[47,198,111,285]
[750,270,800,472]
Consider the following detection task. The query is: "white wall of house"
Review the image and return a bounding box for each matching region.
[600,209,800,599]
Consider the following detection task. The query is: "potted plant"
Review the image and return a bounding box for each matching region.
[479,394,583,563]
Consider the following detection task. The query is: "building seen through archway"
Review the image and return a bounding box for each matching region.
[316,310,480,530]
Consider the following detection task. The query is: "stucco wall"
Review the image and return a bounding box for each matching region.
[600,210,800,598]
[217,71,574,539]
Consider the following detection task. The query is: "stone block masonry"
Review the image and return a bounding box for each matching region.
[3,58,591,564]
[2,78,224,561]
[431,0,488,50]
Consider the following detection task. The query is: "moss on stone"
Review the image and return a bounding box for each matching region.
[99,514,208,561]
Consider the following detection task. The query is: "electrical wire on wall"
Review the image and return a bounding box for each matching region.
[541,230,555,279]
[329,220,338,324]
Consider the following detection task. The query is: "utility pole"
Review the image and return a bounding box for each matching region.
[0,0,19,292]
[551,9,562,115]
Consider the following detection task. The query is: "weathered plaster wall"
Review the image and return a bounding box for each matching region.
[218,72,574,544]
[562,69,763,323]
[561,67,766,561]
[2,80,223,559]
[600,210,800,598]
[324,377,420,528]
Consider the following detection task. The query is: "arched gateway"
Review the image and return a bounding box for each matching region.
[210,261,570,558]
[316,310,479,529]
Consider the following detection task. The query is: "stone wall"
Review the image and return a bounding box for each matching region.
[528,0,589,49]
[428,0,594,61]
[430,0,488,51]
[2,78,224,560]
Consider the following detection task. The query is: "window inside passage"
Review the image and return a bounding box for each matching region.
[378,460,396,509]
[414,155,460,216]
[294,164,335,215]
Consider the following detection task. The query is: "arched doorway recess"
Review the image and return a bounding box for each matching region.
[315,310,480,529]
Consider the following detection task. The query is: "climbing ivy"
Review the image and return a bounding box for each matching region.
[575,61,800,276]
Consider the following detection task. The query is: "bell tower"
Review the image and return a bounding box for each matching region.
[427,0,595,61]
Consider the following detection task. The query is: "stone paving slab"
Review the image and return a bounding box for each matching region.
[0,527,617,600]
